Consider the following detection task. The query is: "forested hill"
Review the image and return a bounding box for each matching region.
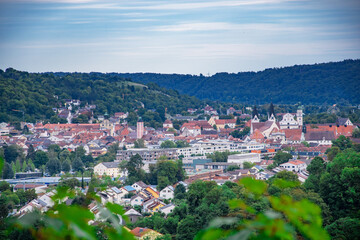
[0,69,203,123]
[117,59,360,105]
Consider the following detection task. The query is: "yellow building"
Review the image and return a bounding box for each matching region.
[94,162,122,178]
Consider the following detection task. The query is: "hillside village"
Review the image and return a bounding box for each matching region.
[1,101,359,239]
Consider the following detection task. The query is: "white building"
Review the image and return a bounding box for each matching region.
[279,108,303,129]
[279,160,307,172]
[94,162,124,178]
[227,153,261,168]
[176,140,266,158]
[132,181,149,192]
[159,203,175,216]
[160,186,174,200]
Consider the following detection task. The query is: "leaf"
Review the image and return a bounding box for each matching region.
[239,177,267,197]
[209,217,238,228]
[226,229,252,240]
[0,157,4,174]
[272,179,300,189]
[105,202,125,216]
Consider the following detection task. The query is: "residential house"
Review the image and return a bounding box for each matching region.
[160,186,174,200]
[124,208,142,223]
[132,181,149,192]
[159,203,175,216]
[143,198,165,213]
[130,195,147,207]
[279,160,307,172]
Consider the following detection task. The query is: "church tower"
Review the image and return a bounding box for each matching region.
[252,106,260,123]
[268,103,276,122]
[296,106,303,127]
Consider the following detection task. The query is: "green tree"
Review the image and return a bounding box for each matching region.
[4,145,23,163]
[59,178,80,189]
[0,181,11,191]
[26,144,35,161]
[226,165,240,172]
[72,158,84,172]
[160,140,176,149]
[15,158,21,172]
[319,150,360,220]
[134,139,145,148]
[2,162,14,179]
[33,151,49,168]
[273,151,293,165]
[62,159,71,172]
[46,158,61,176]
[27,159,35,171]
[352,128,360,138]
[325,217,360,240]
[176,215,198,240]
[332,135,352,151]
[326,146,341,161]
[304,157,326,192]
[174,184,186,200]
[243,161,255,169]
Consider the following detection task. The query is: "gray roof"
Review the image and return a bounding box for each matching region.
[101,162,119,168]
[305,131,335,141]
[336,118,350,126]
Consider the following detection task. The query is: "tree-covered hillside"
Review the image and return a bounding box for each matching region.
[0,68,203,123]
[117,59,360,105]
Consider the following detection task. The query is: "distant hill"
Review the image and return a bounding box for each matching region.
[117,59,360,105]
[0,69,203,124]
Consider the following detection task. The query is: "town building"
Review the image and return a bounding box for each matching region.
[94,162,122,178]
[116,148,178,161]
[279,160,307,172]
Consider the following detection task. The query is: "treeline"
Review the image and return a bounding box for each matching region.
[0,144,95,179]
[117,59,360,105]
[0,68,204,124]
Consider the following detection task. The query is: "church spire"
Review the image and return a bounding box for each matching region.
[252,106,259,123]
[268,103,276,121]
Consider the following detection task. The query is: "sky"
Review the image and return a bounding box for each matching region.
[0,0,359,74]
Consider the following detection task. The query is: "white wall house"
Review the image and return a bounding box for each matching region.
[279,160,307,172]
[160,186,174,200]
[159,203,175,216]
[94,162,123,178]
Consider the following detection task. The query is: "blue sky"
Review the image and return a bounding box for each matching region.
[0,0,359,74]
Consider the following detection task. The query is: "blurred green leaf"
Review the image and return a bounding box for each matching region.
[239,178,267,197]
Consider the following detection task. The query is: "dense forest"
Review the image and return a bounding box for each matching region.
[0,68,204,123]
[117,59,360,105]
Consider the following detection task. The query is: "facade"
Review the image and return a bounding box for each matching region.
[94,162,122,178]
[137,121,144,139]
[227,153,261,168]
[279,160,307,172]
[279,108,303,129]
[116,148,178,161]
[132,181,149,192]
[124,209,142,223]
[159,203,175,216]
[176,140,266,158]
[159,186,174,200]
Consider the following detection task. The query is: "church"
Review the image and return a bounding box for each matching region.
[250,104,280,139]
[249,104,304,143]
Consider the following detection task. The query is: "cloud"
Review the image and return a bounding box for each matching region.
[54,0,295,10]
[0,0,98,3]
[151,22,317,33]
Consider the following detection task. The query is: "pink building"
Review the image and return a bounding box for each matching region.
[137,121,144,139]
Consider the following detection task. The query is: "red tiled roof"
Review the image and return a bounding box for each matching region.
[287,160,305,165]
